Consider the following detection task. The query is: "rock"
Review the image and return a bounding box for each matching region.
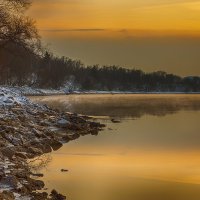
[57,119,71,128]
[0,170,5,180]
[31,192,48,200]
[30,172,44,177]
[48,139,63,151]
[1,148,15,159]
[28,147,43,155]
[67,133,80,140]
[32,128,43,137]
[60,169,68,172]
[90,121,106,128]
[26,153,35,159]
[111,119,121,123]
[3,99,13,104]
[15,152,27,159]
[90,129,98,135]
[2,175,18,188]
[17,185,28,194]
[61,135,71,142]
[32,143,52,154]
[50,189,66,200]
[31,179,45,190]
[0,191,15,200]
[68,123,82,131]
[14,171,29,179]
[41,143,52,154]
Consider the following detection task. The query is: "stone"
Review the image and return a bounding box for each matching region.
[0,191,15,200]
[30,172,44,177]
[14,171,29,179]
[49,139,63,151]
[3,99,13,104]
[31,180,45,190]
[60,169,68,172]
[15,152,27,159]
[50,189,66,200]
[31,192,48,200]
[57,119,71,128]
[3,175,18,188]
[1,148,15,159]
[0,170,5,180]
[28,147,43,155]
[111,119,121,123]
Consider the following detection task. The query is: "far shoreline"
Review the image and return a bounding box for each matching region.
[2,86,200,97]
[27,91,200,97]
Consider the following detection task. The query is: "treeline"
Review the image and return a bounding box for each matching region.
[0,0,200,92]
[1,50,200,92]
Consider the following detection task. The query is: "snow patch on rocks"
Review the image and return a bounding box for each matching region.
[0,88,31,106]
[3,86,65,96]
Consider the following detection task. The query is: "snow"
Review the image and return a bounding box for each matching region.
[0,87,31,106]
[2,86,65,96]
[14,193,31,200]
[0,184,13,192]
[1,86,199,105]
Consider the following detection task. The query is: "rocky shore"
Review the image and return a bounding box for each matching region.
[0,88,105,199]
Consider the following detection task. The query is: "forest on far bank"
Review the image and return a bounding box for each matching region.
[0,0,200,92]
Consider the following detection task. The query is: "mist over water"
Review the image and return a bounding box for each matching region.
[31,94,200,118]
[30,94,200,200]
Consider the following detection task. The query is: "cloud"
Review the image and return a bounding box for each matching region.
[41,28,107,32]
[32,0,88,5]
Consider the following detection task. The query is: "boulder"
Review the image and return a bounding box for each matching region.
[15,152,27,159]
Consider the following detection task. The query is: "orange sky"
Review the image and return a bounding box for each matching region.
[30,0,200,35]
[28,0,200,75]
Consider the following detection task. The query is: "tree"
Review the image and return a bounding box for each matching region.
[0,0,40,53]
[0,0,41,85]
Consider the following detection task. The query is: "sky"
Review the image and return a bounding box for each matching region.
[28,0,200,76]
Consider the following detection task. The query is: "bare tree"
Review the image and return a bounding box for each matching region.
[0,0,41,54]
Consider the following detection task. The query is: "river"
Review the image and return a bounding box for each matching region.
[30,94,200,200]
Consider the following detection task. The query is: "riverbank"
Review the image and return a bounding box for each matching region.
[2,86,200,96]
[0,88,105,199]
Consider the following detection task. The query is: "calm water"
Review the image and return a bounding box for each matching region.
[30,94,200,200]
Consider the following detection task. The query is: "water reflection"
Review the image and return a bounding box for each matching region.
[28,154,52,171]
[30,94,200,118]
[30,94,200,200]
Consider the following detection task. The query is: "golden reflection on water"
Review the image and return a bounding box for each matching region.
[30,94,200,200]
[31,146,200,200]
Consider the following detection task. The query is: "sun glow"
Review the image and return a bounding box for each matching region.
[30,0,200,37]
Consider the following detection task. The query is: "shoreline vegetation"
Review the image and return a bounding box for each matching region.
[0,88,105,199]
